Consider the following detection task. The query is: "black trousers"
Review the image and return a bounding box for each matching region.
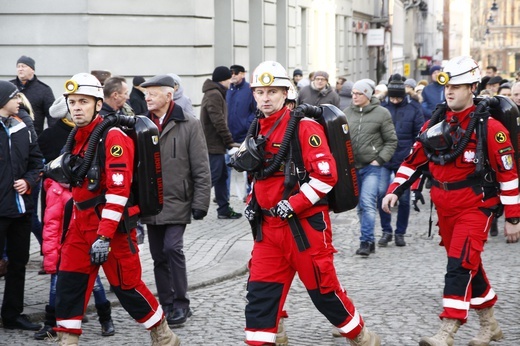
[147,224,189,310]
[0,214,32,320]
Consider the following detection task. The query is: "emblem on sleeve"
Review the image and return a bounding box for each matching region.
[501,154,513,170]
[317,161,330,174]
[309,135,322,147]
[112,173,124,185]
[495,131,507,143]
[110,145,123,157]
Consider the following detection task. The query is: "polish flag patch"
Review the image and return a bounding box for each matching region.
[317,161,330,174]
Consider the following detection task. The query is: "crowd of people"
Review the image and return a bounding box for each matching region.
[1,53,520,346]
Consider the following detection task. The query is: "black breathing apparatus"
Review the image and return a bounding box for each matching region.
[419,97,501,166]
[44,114,138,189]
[228,104,322,179]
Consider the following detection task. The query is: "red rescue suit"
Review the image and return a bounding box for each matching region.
[387,105,520,323]
[55,115,163,335]
[245,107,363,345]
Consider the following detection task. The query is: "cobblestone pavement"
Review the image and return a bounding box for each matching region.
[2,188,520,345]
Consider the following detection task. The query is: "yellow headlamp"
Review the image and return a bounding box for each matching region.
[437,72,450,86]
[258,72,275,86]
[64,79,79,93]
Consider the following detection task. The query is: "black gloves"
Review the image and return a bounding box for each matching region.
[275,200,294,221]
[192,209,207,220]
[411,190,425,212]
[90,236,111,265]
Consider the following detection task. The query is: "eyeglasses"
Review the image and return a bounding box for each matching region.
[314,77,327,82]
[351,92,365,97]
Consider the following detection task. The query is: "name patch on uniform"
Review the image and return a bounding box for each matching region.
[495,131,507,144]
[317,161,330,174]
[112,173,124,185]
[463,150,475,163]
[309,134,322,147]
[501,154,514,170]
[110,145,123,157]
[498,146,513,154]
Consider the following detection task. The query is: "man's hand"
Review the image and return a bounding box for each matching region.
[381,194,398,213]
[504,221,520,244]
[275,200,294,221]
[244,203,257,221]
[411,190,425,212]
[192,209,207,220]
[227,147,239,156]
[13,179,29,194]
[90,236,111,265]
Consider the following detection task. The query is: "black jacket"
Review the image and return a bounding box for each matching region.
[10,75,56,136]
[37,118,74,163]
[129,88,147,115]
[0,113,44,217]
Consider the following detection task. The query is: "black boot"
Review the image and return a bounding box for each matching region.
[355,242,371,257]
[395,234,406,247]
[96,301,115,336]
[378,233,392,247]
[34,305,57,340]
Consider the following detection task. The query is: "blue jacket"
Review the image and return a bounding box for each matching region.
[226,79,256,143]
[421,82,444,120]
[381,95,424,170]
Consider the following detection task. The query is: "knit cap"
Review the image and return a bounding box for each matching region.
[0,81,19,108]
[404,78,417,89]
[352,79,376,99]
[314,71,329,80]
[49,96,69,119]
[429,65,442,75]
[133,76,145,87]
[387,74,406,98]
[212,66,232,83]
[293,69,303,77]
[17,55,35,70]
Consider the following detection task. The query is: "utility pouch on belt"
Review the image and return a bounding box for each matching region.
[249,191,263,242]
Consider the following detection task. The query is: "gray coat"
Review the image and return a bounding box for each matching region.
[141,102,211,225]
[344,96,398,169]
[297,82,340,107]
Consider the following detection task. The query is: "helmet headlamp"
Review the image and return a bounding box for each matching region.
[259,72,275,86]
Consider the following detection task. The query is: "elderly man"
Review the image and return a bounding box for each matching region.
[141,75,211,327]
[512,82,520,107]
[297,70,340,107]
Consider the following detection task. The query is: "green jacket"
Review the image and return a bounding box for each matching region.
[344,96,398,169]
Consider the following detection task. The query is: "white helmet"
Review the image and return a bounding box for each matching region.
[251,61,292,89]
[63,73,104,100]
[287,82,298,101]
[437,56,481,86]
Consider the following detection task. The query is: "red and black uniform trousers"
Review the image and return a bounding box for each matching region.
[245,209,363,345]
[55,217,163,335]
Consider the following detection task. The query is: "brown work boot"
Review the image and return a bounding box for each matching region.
[348,326,381,346]
[419,318,460,346]
[57,332,80,346]
[275,317,288,346]
[150,318,180,346]
[468,307,503,346]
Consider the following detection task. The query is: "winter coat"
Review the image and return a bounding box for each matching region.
[10,75,56,136]
[380,95,424,170]
[338,81,354,110]
[226,78,256,143]
[200,79,234,154]
[297,82,340,107]
[141,102,211,225]
[42,179,71,273]
[129,87,147,116]
[344,96,398,169]
[421,82,444,120]
[174,84,196,118]
[37,118,74,163]
[0,113,44,217]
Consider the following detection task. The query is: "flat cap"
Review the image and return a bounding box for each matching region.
[140,75,175,88]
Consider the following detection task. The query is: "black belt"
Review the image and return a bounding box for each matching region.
[75,195,106,210]
[261,208,277,217]
[431,178,481,191]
